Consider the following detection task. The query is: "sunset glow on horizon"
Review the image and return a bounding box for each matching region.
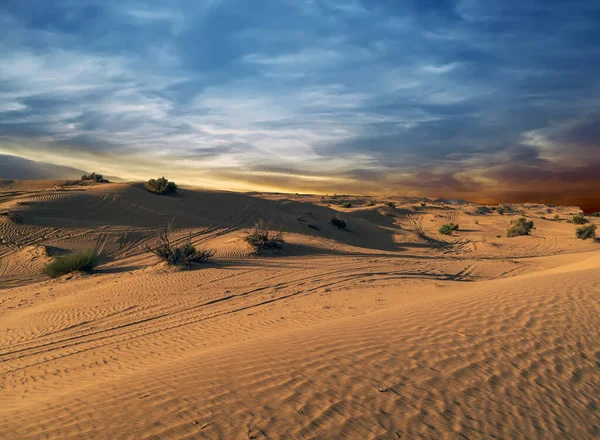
[1,1,599,210]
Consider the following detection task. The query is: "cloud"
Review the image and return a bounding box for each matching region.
[421,63,461,74]
[0,0,599,209]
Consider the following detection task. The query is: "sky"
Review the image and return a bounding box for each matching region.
[1,0,599,210]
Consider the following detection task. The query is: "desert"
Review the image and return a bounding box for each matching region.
[1,178,599,439]
[2,2,600,437]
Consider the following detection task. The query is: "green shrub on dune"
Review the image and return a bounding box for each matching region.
[572,214,588,225]
[44,249,99,278]
[147,177,177,195]
[576,224,596,240]
[439,223,459,235]
[507,218,534,237]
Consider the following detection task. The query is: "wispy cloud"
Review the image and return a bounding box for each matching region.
[0,0,599,208]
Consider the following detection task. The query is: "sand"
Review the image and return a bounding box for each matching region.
[1,180,599,439]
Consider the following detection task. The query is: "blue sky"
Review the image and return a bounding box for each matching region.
[1,0,599,207]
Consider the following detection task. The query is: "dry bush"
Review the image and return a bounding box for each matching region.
[147,177,177,195]
[379,205,397,217]
[572,214,588,225]
[80,172,108,183]
[407,215,425,238]
[0,210,22,223]
[576,224,596,240]
[145,223,215,267]
[178,240,216,267]
[474,206,491,215]
[245,219,284,253]
[507,218,534,237]
[330,216,347,229]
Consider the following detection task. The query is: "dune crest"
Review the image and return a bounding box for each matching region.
[1,181,599,439]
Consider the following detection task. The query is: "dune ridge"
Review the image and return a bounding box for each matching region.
[1,180,599,439]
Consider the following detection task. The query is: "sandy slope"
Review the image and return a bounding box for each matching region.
[1,181,599,439]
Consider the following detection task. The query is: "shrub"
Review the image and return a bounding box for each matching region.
[407,215,425,238]
[331,216,347,229]
[80,172,108,183]
[420,202,426,207]
[147,177,177,195]
[43,249,99,278]
[178,241,215,267]
[576,224,597,240]
[385,201,396,208]
[497,206,506,215]
[507,218,534,237]
[590,212,600,218]
[145,225,215,267]
[572,214,588,225]
[475,206,490,215]
[342,202,352,208]
[367,201,376,206]
[245,219,284,253]
[439,223,459,235]
[554,214,560,221]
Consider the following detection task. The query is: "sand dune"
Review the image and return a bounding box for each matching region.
[1,180,599,439]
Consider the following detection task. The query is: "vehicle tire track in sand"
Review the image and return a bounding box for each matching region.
[2,262,599,439]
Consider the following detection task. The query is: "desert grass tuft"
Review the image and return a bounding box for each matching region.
[43,249,99,278]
